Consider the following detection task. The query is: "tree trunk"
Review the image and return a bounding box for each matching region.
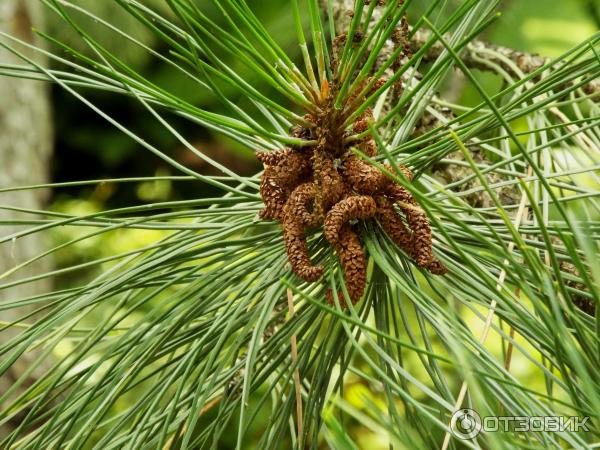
[0,0,53,434]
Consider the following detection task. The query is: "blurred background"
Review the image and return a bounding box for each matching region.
[0,0,598,447]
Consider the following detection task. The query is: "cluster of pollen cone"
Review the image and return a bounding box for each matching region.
[257,77,447,308]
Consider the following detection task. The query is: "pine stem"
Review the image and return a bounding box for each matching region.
[287,289,304,445]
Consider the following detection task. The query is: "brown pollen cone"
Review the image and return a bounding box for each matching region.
[257,148,311,188]
[326,225,367,306]
[256,148,290,166]
[375,194,414,254]
[377,189,447,274]
[352,109,374,134]
[424,258,448,275]
[282,211,324,282]
[324,195,377,245]
[391,163,414,182]
[386,183,433,267]
[259,165,288,221]
[266,149,311,189]
[257,148,312,221]
[285,183,320,228]
[342,154,390,194]
[312,149,347,219]
[342,154,414,195]
[256,73,446,309]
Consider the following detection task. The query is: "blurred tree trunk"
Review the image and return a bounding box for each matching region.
[0,0,53,434]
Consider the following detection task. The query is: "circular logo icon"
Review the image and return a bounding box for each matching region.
[450,409,482,440]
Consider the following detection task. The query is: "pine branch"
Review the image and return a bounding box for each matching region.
[410,29,600,95]
[322,0,597,315]
[324,1,598,95]
[1,3,598,447]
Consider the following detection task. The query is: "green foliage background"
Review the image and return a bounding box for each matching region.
[0,0,599,448]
